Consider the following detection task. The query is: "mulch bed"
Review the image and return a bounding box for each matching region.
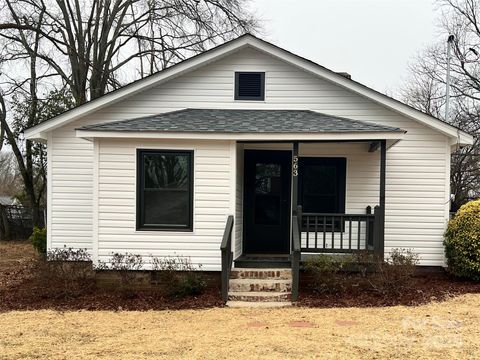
[297,272,480,308]
[2,240,480,311]
[0,240,223,312]
[0,286,224,312]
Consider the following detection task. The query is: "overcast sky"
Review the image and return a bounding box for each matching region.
[251,0,441,95]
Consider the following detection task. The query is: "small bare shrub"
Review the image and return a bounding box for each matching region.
[39,246,94,298]
[96,253,144,297]
[369,248,419,295]
[152,256,206,297]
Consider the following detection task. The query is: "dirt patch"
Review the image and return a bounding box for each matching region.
[1,294,480,359]
[289,320,315,328]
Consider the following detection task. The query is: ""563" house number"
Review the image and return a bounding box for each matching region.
[292,155,299,177]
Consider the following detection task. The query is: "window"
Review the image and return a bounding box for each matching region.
[235,72,265,100]
[298,157,346,214]
[137,150,193,231]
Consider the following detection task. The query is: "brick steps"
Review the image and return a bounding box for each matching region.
[228,291,291,302]
[229,278,292,292]
[227,267,293,307]
[230,268,292,280]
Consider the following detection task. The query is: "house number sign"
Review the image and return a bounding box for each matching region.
[293,156,299,177]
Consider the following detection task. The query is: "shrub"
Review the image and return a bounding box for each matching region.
[304,249,418,296]
[304,254,353,294]
[29,227,47,255]
[369,248,419,295]
[96,253,144,297]
[444,199,480,281]
[39,246,94,298]
[152,256,206,297]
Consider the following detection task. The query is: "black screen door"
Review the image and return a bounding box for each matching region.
[243,150,292,254]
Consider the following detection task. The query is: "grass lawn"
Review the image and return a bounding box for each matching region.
[1,240,479,359]
[1,293,479,359]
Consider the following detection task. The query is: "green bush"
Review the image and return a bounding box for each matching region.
[304,254,353,293]
[444,199,480,281]
[29,227,47,255]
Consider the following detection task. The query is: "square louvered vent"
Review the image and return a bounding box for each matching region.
[235,72,265,101]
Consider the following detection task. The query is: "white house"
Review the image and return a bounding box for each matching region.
[25,34,473,302]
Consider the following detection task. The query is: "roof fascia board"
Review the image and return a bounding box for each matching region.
[24,37,251,140]
[75,129,405,141]
[246,37,474,145]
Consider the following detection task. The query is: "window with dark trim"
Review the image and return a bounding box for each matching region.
[298,157,346,214]
[234,72,265,100]
[137,149,193,231]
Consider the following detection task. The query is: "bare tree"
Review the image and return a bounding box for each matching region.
[0,151,21,197]
[0,0,258,229]
[401,0,480,211]
[1,0,257,105]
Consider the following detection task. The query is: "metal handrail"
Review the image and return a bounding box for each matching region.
[220,215,234,303]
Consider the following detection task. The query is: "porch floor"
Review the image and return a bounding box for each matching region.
[234,254,291,268]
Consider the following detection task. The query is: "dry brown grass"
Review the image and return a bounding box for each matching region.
[0,240,37,290]
[1,294,480,359]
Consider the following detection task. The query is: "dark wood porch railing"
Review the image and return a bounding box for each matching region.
[220,215,234,303]
[297,205,383,256]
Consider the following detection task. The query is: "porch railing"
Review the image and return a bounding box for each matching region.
[297,205,383,256]
[220,215,234,303]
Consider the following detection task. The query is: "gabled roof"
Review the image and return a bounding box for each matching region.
[24,33,474,146]
[78,109,406,134]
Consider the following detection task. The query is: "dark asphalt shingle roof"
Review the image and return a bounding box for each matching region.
[78,109,405,134]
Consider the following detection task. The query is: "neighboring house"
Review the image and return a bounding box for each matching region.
[24,34,473,302]
[0,196,21,206]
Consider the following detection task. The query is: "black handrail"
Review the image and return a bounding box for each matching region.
[291,206,302,302]
[220,215,234,303]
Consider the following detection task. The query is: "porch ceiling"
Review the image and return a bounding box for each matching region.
[77,109,406,135]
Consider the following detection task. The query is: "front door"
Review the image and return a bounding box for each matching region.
[243,150,292,254]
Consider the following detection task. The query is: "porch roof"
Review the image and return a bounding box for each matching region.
[77,109,406,134]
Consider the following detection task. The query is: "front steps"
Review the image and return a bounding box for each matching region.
[234,255,290,268]
[226,268,292,307]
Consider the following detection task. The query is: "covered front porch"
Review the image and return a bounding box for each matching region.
[222,137,396,302]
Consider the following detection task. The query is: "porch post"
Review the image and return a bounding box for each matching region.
[292,141,299,214]
[378,140,386,259]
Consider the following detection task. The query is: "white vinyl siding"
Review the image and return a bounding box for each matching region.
[96,138,231,270]
[47,46,450,267]
[49,123,94,251]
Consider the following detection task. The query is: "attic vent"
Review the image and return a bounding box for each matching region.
[235,72,265,101]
